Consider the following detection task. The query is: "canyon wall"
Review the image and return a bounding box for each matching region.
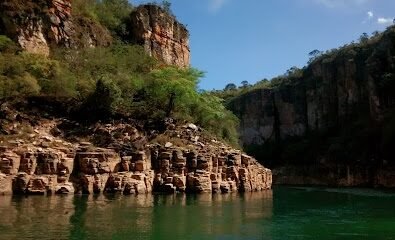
[129,4,190,67]
[0,0,112,56]
[229,26,395,187]
[0,1,190,67]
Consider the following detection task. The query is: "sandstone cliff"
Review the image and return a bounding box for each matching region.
[229,26,395,187]
[0,101,271,195]
[129,4,190,67]
[0,0,112,56]
[0,1,190,68]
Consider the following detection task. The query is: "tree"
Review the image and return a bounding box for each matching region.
[308,49,322,64]
[359,32,369,44]
[240,80,250,88]
[142,67,202,119]
[161,0,172,14]
[224,83,237,91]
[94,0,133,38]
[309,49,322,58]
[81,77,122,120]
[286,66,302,78]
[372,31,380,37]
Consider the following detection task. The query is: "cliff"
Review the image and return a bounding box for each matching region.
[129,4,190,67]
[0,1,190,67]
[0,0,112,56]
[0,101,271,195]
[229,26,395,187]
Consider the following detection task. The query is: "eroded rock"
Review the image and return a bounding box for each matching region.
[129,4,190,68]
[0,106,271,195]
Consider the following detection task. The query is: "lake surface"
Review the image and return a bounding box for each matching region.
[1,187,395,240]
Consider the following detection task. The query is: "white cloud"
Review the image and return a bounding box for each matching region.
[313,0,369,8]
[377,17,393,25]
[362,11,374,24]
[208,0,229,13]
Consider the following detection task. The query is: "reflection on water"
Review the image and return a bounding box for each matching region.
[272,187,395,240]
[0,191,273,240]
[2,187,395,240]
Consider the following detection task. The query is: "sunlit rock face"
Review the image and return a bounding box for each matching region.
[0,0,112,56]
[0,143,271,195]
[129,4,190,68]
[0,2,189,66]
[0,105,272,195]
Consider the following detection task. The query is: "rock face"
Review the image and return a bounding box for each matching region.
[232,27,395,145]
[129,4,190,68]
[0,2,190,68]
[0,104,271,195]
[0,0,112,56]
[229,26,395,187]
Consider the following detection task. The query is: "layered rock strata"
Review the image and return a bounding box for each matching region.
[0,140,271,195]
[0,106,271,195]
[231,27,395,147]
[129,4,190,67]
[229,26,395,187]
[0,0,112,56]
[0,2,190,68]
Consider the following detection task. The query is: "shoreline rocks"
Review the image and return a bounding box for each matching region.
[0,143,272,195]
[0,107,272,195]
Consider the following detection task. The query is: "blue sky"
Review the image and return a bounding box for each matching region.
[133,0,395,90]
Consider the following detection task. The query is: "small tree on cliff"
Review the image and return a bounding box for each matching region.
[241,80,250,88]
[224,83,237,91]
[161,0,172,15]
[359,32,369,44]
[308,49,322,64]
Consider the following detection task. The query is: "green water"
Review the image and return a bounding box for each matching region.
[1,187,395,240]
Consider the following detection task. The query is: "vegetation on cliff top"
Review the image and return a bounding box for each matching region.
[218,25,395,167]
[0,0,240,146]
[214,26,395,104]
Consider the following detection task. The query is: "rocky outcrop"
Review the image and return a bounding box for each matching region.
[0,0,112,56]
[232,27,395,146]
[129,4,190,68]
[0,103,271,195]
[229,26,395,187]
[0,2,190,67]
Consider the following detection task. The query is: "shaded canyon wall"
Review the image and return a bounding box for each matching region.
[229,27,395,187]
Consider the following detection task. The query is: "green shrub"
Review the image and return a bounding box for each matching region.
[94,0,133,38]
[0,74,40,99]
[1,41,240,144]
[0,35,16,52]
[71,0,98,20]
[0,52,77,99]
[79,77,122,120]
